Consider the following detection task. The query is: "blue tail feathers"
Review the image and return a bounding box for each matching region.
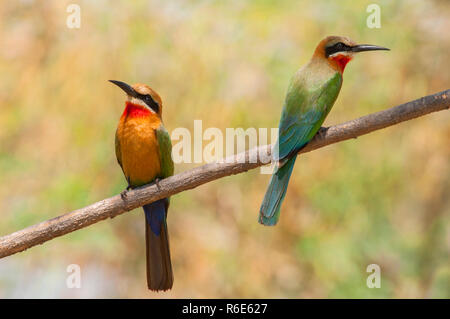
[259,156,297,226]
[143,199,167,236]
[143,198,173,291]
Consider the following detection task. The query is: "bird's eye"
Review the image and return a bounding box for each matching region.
[335,42,345,50]
[143,94,159,113]
[325,42,349,57]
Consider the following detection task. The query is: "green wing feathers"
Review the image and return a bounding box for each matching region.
[274,72,342,161]
[260,72,342,226]
[156,125,174,179]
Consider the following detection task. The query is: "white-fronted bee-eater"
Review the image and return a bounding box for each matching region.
[111,80,174,291]
[259,36,389,226]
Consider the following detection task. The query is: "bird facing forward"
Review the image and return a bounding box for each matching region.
[111,80,174,291]
[259,36,389,226]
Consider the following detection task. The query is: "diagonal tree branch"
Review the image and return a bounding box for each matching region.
[0,89,448,259]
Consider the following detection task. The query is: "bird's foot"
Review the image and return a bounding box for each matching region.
[153,178,162,190]
[316,127,328,139]
[120,185,132,200]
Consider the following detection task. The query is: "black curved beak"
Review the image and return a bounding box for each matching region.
[351,44,390,53]
[109,80,138,97]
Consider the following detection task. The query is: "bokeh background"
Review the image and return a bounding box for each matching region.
[0,0,449,298]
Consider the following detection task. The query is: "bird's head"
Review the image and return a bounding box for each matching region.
[314,36,389,73]
[109,80,162,117]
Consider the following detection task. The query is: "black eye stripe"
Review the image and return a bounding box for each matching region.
[138,93,160,113]
[325,42,352,57]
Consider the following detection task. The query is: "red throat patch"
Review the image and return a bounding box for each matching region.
[122,101,151,118]
[330,54,352,72]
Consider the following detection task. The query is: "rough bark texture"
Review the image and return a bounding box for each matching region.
[0,89,448,259]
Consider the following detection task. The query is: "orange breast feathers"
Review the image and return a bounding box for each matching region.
[116,102,163,187]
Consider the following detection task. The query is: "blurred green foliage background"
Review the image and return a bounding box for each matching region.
[0,0,449,298]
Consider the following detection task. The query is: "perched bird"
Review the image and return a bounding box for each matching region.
[259,36,389,226]
[111,80,174,291]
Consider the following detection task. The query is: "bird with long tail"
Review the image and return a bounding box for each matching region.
[111,80,174,291]
[259,36,389,226]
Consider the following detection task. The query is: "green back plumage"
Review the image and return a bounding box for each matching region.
[273,69,342,161]
[260,63,343,226]
[156,124,174,179]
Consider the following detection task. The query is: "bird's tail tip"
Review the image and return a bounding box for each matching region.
[258,213,280,226]
[258,156,297,226]
[258,204,281,226]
